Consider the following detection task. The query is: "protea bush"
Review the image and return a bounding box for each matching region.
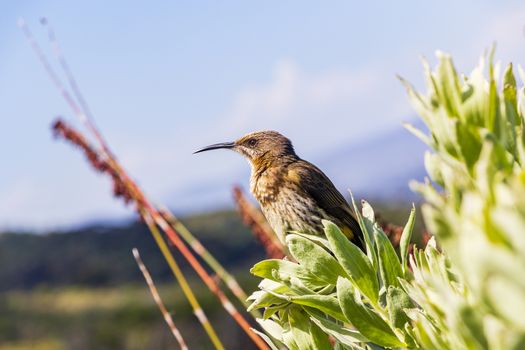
[248,51,525,350]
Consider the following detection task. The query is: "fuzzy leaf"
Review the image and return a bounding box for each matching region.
[386,286,413,330]
[250,328,281,350]
[251,259,326,288]
[324,221,379,304]
[265,290,347,323]
[286,234,347,285]
[337,277,405,348]
[375,227,403,289]
[288,307,318,350]
[306,307,369,345]
[399,205,416,273]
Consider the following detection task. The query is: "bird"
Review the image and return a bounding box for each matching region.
[194,131,363,249]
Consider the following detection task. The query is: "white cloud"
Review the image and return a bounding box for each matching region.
[230,60,298,126]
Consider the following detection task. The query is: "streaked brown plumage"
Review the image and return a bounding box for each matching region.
[195,131,363,248]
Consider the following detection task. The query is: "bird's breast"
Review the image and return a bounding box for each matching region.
[260,188,328,243]
[250,168,282,205]
[251,172,327,243]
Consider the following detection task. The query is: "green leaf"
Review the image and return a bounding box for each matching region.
[248,279,297,312]
[403,122,432,146]
[281,313,300,350]
[250,328,281,350]
[359,199,378,262]
[487,56,500,133]
[457,304,489,349]
[324,221,379,304]
[337,277,405,348]
[455,122,482,171]
[435,51,463,118]
[288,307,318,350]
[256,318,285,343]
[308,314,333,350]
[399,204,416,273]
[423,152,445,186]
[306,307,369,346]
[503,63,517,106]
[349,192,378,269]
[248,288,290,311]
[251,259,326,289]
[484,273,525,330]
[398,74,433,127]
[375,227,403,289]
[386,286,413,330]
[286,234,347,285]
[290,232,331,251]
[502,63,519,158]
[265,290,347,323]
[263,304,287,320]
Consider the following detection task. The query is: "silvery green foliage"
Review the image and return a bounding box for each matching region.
[248,51,525,349]
[402,51,525,349]
[248,201,418,350]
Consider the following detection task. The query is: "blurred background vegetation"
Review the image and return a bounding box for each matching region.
[0,203,420,349]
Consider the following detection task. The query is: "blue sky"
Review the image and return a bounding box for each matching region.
[1,1,524,230]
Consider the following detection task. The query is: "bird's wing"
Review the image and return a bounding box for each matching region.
[287,160,363,245]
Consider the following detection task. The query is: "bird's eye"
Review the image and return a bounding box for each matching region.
[247,139,257,147]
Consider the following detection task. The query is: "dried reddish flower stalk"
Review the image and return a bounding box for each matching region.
[379,212,433,257]
[406,230,434,258]
[52,120,136,205]
[233,186,286,259]
[53,119,268,350]
[382,222,404,248]
[379,213,434,249]
[24,17,269,348]
[419,230,433,248]
[158,208,257,313]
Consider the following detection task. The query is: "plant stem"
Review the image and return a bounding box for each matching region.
[132,247,189,350]
[140,210,225,350]
[160,208,255,309]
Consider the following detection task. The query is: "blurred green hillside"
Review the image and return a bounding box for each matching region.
[0,203,421,349]
[0,210,263,291]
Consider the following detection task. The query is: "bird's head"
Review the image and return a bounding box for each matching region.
[194,130,297,169]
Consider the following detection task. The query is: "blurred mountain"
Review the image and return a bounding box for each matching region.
[0,210,264,291]
[317,119,428,200]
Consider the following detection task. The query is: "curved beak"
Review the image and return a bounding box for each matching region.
[193,142,235,154]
